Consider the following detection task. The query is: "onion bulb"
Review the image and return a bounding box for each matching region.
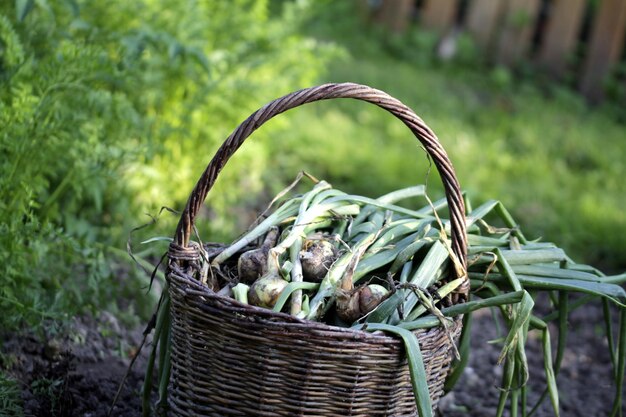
[336,284,389,323]
[300,238,338,282]
[248,271,288,309]
[237,227,279,284]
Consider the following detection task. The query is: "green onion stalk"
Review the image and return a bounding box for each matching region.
[138,178,626,416]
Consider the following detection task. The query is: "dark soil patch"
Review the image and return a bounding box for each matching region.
[2,314,152,417]
[2,300,623,416]
[439,298,625,416]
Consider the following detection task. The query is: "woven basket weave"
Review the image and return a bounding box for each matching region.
[166,83,469,416]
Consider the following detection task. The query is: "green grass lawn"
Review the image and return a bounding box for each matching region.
[261,5,626,271]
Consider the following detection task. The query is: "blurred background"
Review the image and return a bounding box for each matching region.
[0,0,624,337]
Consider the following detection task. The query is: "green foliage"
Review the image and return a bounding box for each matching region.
[0,372,23,417]
[0,4,142,329]
[31,377,63,414]
[0,0,335,331]
[604,62,626,123]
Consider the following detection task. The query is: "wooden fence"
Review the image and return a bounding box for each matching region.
[369,0,626,103]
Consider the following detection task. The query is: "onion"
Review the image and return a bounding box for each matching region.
[237,226,279,284]
[300,238,338,282]
[248,271,289,309]
[337,284,389,323]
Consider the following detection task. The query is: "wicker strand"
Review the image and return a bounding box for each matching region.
[168,242,202,262]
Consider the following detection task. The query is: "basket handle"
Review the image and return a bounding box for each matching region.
[171,83,468,298]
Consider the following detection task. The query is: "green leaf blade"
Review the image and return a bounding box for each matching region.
[364,323,433,417]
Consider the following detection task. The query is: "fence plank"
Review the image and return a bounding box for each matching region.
[538,0,586,78]
[373,0,415,33]
[466,0,504,48]
[421,0,458,33]
[496,0,542,66]
[580,0,626,102]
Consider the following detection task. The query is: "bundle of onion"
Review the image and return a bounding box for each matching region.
[209,178,462,325]
[143,176,626,417]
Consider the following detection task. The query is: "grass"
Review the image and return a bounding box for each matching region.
[0,372,23,417]
[256,2,626,271]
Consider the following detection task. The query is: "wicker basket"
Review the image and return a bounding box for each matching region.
[165,83,469,416]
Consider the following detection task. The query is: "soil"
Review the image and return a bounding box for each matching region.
[2,299,623,416]
[1,314,153,417]
[438,297,625,417]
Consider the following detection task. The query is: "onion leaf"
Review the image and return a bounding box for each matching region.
[363,323,433,417]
